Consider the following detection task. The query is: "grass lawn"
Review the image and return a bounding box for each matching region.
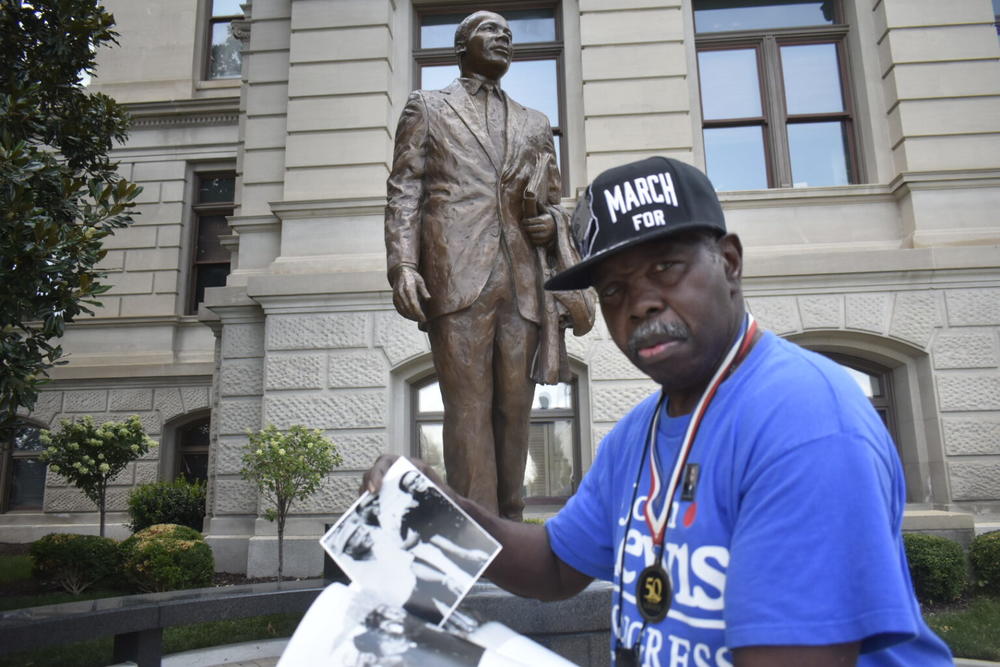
[2,550,999,663]
[924,595,1000,661]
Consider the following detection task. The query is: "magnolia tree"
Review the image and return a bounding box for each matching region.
[41,415,154,536]
[241,425,342,579]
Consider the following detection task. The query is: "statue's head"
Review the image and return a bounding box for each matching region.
[455,11,512,81]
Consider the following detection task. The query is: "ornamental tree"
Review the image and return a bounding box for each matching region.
[41,415,154,536]
[241,425,342,579]
[0,0,141,442]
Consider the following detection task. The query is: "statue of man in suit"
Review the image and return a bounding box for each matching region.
[385,10,591,520]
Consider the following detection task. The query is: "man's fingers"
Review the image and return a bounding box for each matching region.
[360,454,401,494]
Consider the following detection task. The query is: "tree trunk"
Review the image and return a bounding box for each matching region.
[276,515,285,581]
[98,484,106,537]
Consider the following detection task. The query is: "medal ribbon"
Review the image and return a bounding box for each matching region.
[644,314,758,545]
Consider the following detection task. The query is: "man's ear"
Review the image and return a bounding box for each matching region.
[719,233,743,286]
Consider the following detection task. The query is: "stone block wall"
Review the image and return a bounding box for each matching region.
[10,381,211,539]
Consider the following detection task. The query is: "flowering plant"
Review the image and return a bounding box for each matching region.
[41,415,155,536]
[241,424,341,578]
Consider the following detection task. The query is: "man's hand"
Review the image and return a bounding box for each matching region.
[523,212,555,247]
[391,265,430,323]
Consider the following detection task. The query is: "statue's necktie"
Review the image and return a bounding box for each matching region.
[484,85,505,159]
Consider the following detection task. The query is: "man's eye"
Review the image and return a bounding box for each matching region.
[599,284,621,299]
[653,262,674,273]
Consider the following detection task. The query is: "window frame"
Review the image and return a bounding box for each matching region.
[410,373,582,506]
[0,421,46,513]
[186,170,235,315]
[203,0,244,81]
[822,351,900,448]
[694,1,862,189]
[411,2,568,193]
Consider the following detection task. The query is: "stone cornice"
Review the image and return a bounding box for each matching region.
[269,197,385,220]
[889,168,1000,195]
[125,98,240,130]
[717,183,895,209]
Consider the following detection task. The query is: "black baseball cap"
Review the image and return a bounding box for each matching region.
[545,156,726,291]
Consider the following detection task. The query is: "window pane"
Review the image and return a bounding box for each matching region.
[212,0,243,17]
[194,263,230,306]
[695,0,835,33]
[421,60,560,127]
[179,418,211,448]
[698,49,762,120]
[839,365,876,398]
[533,383,572,410]
[197,215,231,261]
[525,420,574,498]
[500,59,559,125]
[180,453,209,484]
[417,423,445,480]
[787,121,849,187]
[703,126,768,191]
[417,382,444,413]
[420,64,456,91]
[198,175,235,203]
[9,458,45,509]
[209,22,242,79]
[420,9,555,49]
[13,424,42,453]
[781,43,843,115]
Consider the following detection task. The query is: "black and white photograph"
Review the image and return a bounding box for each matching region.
[278,583,575,667]
[321,458,501,626]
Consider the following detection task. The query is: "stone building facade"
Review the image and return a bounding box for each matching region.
[3,0,999,576]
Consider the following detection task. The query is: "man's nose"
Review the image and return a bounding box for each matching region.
[628,281,666,321]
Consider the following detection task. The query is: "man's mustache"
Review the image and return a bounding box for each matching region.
[627,318,690,358]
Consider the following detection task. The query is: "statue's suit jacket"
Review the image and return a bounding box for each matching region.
[385,79,564,325]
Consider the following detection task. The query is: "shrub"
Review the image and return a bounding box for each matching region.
[127,478,206,533]
[969,530,1000,596]
[30,533,120,595]
[903,533,967,604]
[120,523,214,592]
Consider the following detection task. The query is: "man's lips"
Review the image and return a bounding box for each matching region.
[635,337,684,361]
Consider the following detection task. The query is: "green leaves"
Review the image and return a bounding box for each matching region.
[40,415,154,526]
[240,425,343,578]
[0,0,139,437]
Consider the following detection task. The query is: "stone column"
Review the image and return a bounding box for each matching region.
[874,0,1000,247]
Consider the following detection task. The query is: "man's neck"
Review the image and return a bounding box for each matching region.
[460,69,502,86]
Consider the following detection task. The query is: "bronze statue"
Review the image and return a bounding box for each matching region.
[385,10,593,519]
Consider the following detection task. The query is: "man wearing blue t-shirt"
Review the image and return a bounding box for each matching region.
[365,157,952,666]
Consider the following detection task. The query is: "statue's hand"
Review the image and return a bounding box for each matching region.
[523,212,555,247]
[392,265,430,323]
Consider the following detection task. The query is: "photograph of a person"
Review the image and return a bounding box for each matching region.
[322,458,501,626]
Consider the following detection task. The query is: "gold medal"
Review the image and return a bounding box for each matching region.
[636,564,671,622]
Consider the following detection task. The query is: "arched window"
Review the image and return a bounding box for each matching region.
[412,377,581,505]
[820,352,899,448]
[1,421,46,512]
[176,416,210,483]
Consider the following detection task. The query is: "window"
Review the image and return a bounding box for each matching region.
[413,377,580,504]
[205,0,243,80]
[822,352,899,446]
[1,422,46,512]
[176,416,210,483]
[994,0,1000,41]
[188,172,234,314]
[414,4,567,190]
[694,0,857,190]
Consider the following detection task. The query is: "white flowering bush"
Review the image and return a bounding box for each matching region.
[241,424,341,578]
[41,415,155,536]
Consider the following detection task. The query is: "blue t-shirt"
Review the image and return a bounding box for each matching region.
[548,331,951,666]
